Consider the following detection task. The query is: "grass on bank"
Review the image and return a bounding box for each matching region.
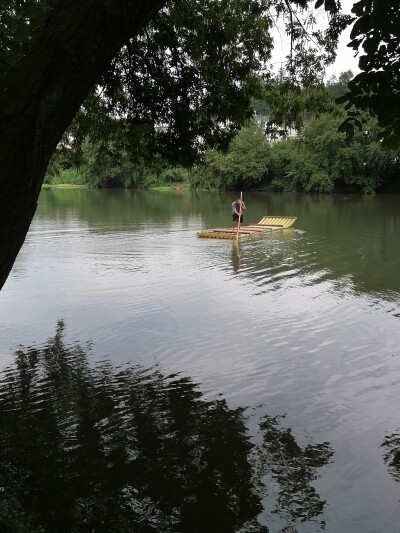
[42,183,87,189]
[42,183,190,191]
[43,166,190,191]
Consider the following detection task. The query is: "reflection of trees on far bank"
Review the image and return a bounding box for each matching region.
[0,321,333,533]
[36,189,400,296]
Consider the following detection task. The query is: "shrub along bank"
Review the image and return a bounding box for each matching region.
[46,116,400,194]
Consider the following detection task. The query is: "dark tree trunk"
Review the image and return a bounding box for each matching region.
[0,0,167,290]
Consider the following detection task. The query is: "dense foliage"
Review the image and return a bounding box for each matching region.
[337,0,400,147]
[189,111,400,194]
[190,120,272,190]
[62,0,348,168]
[47,91,400,195]
[45,141,188,189]
[325,70,354,99]
[269,113,399,193]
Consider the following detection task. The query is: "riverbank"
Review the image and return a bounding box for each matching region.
[42,183,190,191]
[42,183,87,189]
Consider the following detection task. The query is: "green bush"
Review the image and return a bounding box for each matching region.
[269,113,400,193]
[222,120,271,189]
[160,166,187,183]
[190,121,271,190]
[43,168,85,186]
[269,138,296,191]
[59,168,86,185]
[270,178,285,191]
[189,149,224,190]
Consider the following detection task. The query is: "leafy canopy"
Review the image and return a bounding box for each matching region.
[269,112,399,193]
[57,0,347,165]
[191,120,272,189]
[337,0,400,147]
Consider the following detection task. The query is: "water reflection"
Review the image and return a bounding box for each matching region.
[254,416,333,531]
[0,322,333,532]
[382,430,400,483]
[35,189,400,297]
[231,240,241,273]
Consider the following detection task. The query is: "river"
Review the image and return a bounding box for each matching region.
[0,188,399,532]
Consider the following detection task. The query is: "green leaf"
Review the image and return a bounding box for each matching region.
[350,16,371,39]
[352,0,366,17]
[363,37,379,54]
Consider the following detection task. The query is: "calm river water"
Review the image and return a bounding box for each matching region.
[1,188,400,532]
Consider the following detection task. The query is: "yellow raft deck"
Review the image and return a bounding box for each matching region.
[197,216,297,239]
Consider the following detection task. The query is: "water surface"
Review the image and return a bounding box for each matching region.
[1,189,399,532]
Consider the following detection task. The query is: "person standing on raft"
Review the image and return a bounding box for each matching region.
[232,196,246,232]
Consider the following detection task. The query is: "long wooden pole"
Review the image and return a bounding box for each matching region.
[237,191,243,238]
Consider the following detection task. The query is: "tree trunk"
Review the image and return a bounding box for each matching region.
[0,0,167,290]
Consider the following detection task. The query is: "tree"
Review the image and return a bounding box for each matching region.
[0,0,345,290]
[190,120,272,189]
[269,112,399,193]
[259,78,338,139]
[326,70,354,99]
[337,0,400,147]
[0,0,167,290]
[223,120,272,188]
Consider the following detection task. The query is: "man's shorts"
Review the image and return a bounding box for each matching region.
[232,214,243,222]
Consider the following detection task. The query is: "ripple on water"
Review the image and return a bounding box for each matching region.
[2,193,400,533]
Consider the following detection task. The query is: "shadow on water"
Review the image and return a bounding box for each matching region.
[0,322,333,533]
[382,430,400,484]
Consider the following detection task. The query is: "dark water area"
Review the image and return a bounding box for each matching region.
[0,321,332,532]
[0,189,400,532]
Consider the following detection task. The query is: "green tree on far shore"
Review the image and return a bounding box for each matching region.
[191,121,271,190]
[190,110,400,194]
[269,113,399,194]
[326,70,354,99]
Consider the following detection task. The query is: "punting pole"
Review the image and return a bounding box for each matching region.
[237,191,243,238]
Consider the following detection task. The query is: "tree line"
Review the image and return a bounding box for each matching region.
[46,72,400,194]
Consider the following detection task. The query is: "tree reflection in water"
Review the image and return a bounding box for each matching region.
[0,321,333,533]
[382,430,400,483]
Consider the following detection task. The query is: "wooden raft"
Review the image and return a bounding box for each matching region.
[197,216,297,239]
